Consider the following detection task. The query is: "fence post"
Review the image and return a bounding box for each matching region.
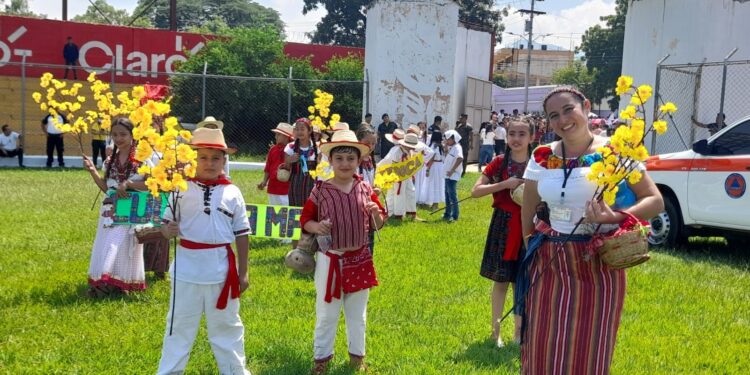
[201,61,207,119]
[719,48,738,117]
[691,60,707,145]
[20,55,27,140]
[110,55,116,92]
[651,54,670,154]
[364,69,370,117]
[287,66,293,123]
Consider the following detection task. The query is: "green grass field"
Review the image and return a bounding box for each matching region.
[1,168,749,374]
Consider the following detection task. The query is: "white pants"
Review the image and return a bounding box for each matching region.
[157,280,251,375]
[267,193,288,206]
[386,179,417,217]
[313,252,369,360]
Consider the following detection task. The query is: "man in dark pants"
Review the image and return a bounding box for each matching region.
[0,124,24,167]
[455,113,473,176]
[42,113,66,167]
[377,113,398,158]
[63,37,79,80]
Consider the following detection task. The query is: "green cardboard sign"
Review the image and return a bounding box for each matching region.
[110,191,169,226]
[246,204,303,240]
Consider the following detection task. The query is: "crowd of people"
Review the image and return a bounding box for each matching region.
[9,83,669,374]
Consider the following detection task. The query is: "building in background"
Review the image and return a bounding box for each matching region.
[494,45,573,87]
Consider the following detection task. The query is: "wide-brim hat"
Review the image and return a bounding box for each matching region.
[197,116,224,130]
[190,127,236,154]
[406,124,420,135]
[271,122,294,138]
[398,133,421,149]
[385,129,405,144]
[332,122,350,131]
[319,129,371,157]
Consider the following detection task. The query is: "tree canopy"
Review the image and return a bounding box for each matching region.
[302,0,506,47]
[578,0,629,110]
[1,0,44,18]
[132,0,284,33]
[551,60,598,101]
[72,0,151,27]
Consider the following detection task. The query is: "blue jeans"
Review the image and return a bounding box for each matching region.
[480,145,494,166]
[443,179,459,220]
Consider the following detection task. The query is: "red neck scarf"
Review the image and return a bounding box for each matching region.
[190,176,232,186]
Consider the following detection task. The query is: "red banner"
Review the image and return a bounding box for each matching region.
[0,16,364,85]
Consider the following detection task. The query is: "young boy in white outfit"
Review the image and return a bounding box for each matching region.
[377,129,424,221]
[157,127,252,375]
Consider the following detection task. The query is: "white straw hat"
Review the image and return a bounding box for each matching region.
[196,116,224,130]
[319,129,371,157]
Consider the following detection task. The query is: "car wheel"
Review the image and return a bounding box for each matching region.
[649,197,683,248]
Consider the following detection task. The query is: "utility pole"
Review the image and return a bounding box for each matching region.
[170,0,177,31]
[519,0,546,114]
[62,0,68,21]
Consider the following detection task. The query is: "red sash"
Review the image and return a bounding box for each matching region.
[179,239,240,310]
[323,247,378,303]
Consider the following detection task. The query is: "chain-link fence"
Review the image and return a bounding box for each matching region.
[650,59,750,155]
[0,60,368,160]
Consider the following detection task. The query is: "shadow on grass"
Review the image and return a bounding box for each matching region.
[452,338,520,372]
[652,237,750,271]
[0,282,148,308]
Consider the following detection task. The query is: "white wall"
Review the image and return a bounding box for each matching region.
[365,0,459,128]
[621,0,750,153]
[452,27,492,125]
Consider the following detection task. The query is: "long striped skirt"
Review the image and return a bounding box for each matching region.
[521,231,626,374]
[288,160,317,207]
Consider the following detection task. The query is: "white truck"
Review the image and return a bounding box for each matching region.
[646,116,750,247]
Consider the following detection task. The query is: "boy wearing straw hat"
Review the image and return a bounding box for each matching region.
[157,127,252,375]
[300,129,386,374]
[377,129,424,221]
[196,116,234,179]
[258,122,294,207]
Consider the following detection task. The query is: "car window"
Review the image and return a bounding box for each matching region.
[711,119,750,155]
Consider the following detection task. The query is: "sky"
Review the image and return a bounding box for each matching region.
[27,0,615,49]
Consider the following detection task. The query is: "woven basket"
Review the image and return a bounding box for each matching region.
[597,211,650,269]
[135,226,164,244]
[277,166,291,182]
[511,183,525,206]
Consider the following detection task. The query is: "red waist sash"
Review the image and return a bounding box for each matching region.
[323,246,378,303]
[179,239,240,310]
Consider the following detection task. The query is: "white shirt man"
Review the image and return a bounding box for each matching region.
[0,124,24,167]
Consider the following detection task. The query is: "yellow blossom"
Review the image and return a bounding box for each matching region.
[138,164,151,175]
[636,85,652,102]
[146,178,160,197]
[659,102,677,114]
[164,117,178,129]
[179,130,192,141]
[87,72,97,83]
[627,170,643,185]
[135,141,154,162]
[653,120,668,135]
[32,92,42,103]
[308,106,315,114]
[172,173,188,192]
[615,75,633,96]
[131,86,146,100]
[632,145,649,161]
[620,105,637,120]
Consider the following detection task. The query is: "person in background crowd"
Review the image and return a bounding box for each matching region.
[0,124,24,167]
[442,130,464,222]
[91,119,108,168]
[377,113,398,158]
[421,130,445,211]
[492,113,506,157]
[259,122,294,244]
[63,36,79,80]
[478,122,495,172]
[428,116,443,140]
[364,113,373,127]
[692,112,727,136]
[285,118,319,249]
[455,114,473,176]
[41,112,66,168]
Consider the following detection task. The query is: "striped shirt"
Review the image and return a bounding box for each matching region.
[300,177,385,250]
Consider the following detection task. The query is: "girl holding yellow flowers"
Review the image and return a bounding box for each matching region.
[517,86,664,374]
[83,117,158,297]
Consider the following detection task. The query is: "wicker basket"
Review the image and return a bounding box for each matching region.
[277,166,291,182]
[511,183,525,206]
[134,226,164,244]
[597,211,650,269]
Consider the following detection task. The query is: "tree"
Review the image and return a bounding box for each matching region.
[302,0,506,47]
[1,0,44,17]
[578,0,629,110]
[492,72,510,88]
[319,55,366,129]
[133,0,283,33]
[72,0,152,27]
[551,61,598,100]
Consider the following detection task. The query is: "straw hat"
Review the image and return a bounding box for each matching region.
[196,116,224,130]
[284,249,315,274]
[332,122,350,131]
[385,129,405,144]
[190,128,236,154]
[319,129,371,157]
[398,133,420,149]
[271,122,294,138]
[406,124,420,135]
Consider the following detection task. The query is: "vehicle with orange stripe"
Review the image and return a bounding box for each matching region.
[647,116,750,247]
